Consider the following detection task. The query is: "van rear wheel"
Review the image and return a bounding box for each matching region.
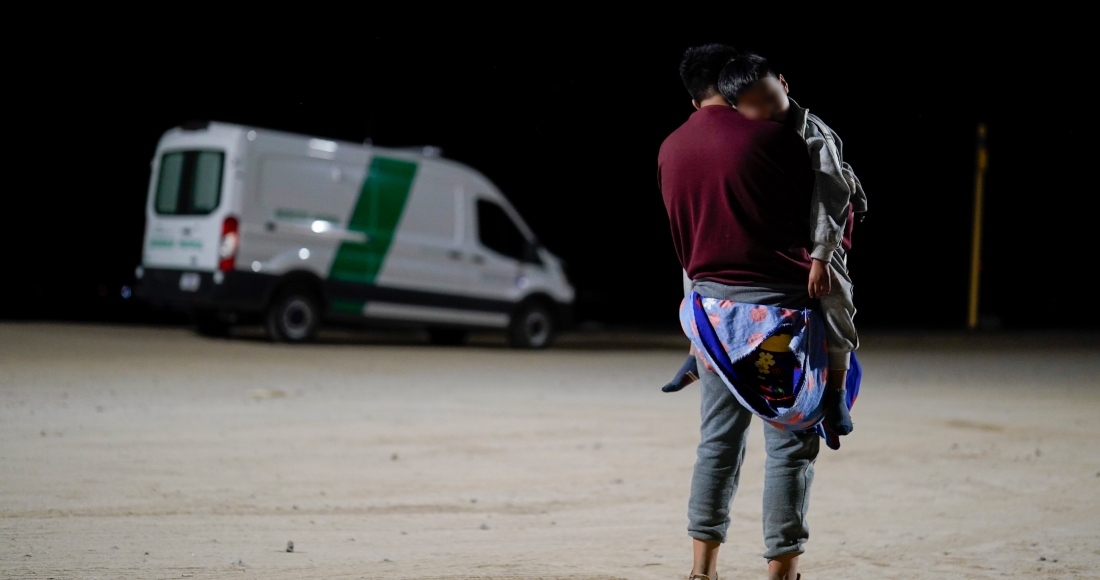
[266,290,320,343]
[508,302,555,349]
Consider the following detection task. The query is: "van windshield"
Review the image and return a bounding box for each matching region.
[477,199,541,264]
[155,150,224,215]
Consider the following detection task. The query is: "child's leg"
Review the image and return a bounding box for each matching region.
[821,254,857,372]
[824,370,852,436]
[663,344,699,392]
[667,270,702,393]
[820,253,857,435]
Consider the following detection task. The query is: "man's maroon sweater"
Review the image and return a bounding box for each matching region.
[658,105,815,286]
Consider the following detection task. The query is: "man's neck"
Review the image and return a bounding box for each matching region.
[697,95,729,109]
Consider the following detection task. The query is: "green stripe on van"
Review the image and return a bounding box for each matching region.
[330,299,366,314]
[329,157,418,284]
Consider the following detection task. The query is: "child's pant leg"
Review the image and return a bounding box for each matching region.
[687,360,753,542]
[820,253,858,371]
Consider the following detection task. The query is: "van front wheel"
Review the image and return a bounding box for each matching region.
[266,290,320,343]
[508,302,555,349]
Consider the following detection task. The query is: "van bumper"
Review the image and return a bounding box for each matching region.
[134,267,274,313]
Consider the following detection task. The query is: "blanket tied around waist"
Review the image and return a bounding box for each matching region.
[679,291,860,442]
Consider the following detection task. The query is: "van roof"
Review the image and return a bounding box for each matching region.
[167,120,510,197]
[160,121,535,241]
[176,121,445,160]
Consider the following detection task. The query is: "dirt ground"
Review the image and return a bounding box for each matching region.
[1,322,1098,579]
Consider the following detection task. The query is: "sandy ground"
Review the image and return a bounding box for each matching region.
[1,323,1098,580]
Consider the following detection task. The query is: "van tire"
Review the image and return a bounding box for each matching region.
[193,310,231,338]
[266,289,321,343]
[508,301,555,349]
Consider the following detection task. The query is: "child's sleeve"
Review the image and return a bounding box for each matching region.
[806,121,853,264]
[841,162,867,215]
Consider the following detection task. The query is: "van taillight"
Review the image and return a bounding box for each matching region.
[219,216,240,271]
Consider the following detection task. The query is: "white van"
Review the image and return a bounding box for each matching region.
[134,121,575,348]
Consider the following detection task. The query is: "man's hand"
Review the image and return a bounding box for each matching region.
[808,258,832,298]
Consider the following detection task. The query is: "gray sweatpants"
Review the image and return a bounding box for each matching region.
[687,280,821,560]
[820,248,857,371]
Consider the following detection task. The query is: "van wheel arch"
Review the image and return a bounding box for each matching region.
[263,271,328,312]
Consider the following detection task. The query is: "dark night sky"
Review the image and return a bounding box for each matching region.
[8,24,1094,330]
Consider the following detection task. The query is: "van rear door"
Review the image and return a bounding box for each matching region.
[143,150,226,271]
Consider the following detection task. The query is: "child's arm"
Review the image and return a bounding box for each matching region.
[841,161,867,218]
[808,257,831,298]
[805,118,853,297]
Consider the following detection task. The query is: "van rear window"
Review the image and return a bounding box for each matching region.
[155,150,224,215]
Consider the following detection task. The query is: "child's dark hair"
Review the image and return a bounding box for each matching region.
[717,52,779,104]
[679,44,738,103]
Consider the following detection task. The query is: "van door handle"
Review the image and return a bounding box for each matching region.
[265,221,276,232]
[447,250,463,261]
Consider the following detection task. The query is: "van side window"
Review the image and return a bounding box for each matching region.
[155,150,224,215]
[476,199,527,261]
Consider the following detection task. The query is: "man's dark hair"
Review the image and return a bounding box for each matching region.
[717,52,779,104]
[679,44,738,103]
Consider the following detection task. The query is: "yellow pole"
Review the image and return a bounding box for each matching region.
[967,123,988,330]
